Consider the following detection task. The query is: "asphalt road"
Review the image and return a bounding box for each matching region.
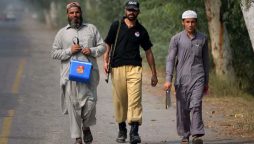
[0,11,254,144]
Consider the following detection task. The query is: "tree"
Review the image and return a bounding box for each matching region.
[138,0,208,66]
[241,0,254,52]
[204,0,235,80]
[44,1,59,28]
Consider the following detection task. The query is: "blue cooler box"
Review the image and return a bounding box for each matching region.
[69,60,92,83]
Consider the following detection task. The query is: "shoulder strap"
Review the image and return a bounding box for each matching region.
[110,20,121,59]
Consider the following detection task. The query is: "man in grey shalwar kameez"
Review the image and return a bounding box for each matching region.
[164,10,209,144]
[51,2,105,144]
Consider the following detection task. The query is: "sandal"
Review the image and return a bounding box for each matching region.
[74,138,83,144]
[181,137,189,144]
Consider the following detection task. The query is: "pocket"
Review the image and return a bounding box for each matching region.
[80,35,94,48]
[132,66,142,79]
[193,44,202,57]
[134,66,142,74]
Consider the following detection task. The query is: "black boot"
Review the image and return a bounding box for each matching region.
[116,122,127,143]
[129,122,141,144]
[82,127,93,144]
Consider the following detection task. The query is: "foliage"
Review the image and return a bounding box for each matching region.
[83,0,125,36]
[138,0,208,66]
[21,0,254,96]
[221,0,254,93]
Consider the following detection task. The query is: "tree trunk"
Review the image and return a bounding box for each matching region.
[241,0,254,52]
[44,1,58,29]
[204,0,235,80]
[85,0,93,11]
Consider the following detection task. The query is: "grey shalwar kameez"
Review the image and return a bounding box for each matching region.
[166,30,209,138]
[51,23,105,138]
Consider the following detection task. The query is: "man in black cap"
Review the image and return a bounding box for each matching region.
[103,0,158,143]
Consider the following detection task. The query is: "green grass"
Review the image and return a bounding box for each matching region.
[209,72,253,98]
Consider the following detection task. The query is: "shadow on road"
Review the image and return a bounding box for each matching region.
[142,139,254,144]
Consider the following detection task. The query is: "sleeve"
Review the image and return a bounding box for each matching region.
[104,21,118,45]
[89,25,106,57]
[202,37,209,85]
[50,29,72,60]
[141,29,153,51]
[166,35,178,83]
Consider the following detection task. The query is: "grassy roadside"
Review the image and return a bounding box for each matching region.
[203,96,254,138]
[142,65,254,138]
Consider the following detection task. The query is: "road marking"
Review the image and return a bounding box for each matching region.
[0,110,15,144]
[11,58,26,94]
[0,58,26,144]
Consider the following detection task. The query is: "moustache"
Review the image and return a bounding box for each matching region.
[127,14,135,17]
[68,16,83,28]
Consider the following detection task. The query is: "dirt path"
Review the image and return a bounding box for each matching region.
[142,68,254,144]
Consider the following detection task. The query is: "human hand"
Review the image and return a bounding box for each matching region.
[81,48,91,55]
[151,75,158,87]
[71,44,81,54]
[163,82,172,91]
[103,61,109,75]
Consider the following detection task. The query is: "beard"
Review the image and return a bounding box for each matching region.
[126,13,137,21]
[68,16,83,29]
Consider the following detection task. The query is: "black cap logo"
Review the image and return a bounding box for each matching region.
[125,0,139,11]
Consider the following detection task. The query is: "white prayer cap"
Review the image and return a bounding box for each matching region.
[182,10,197,19]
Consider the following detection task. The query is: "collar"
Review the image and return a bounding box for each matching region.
[183,30,197,40]
[66,23,87,30]
[122,16,140,28]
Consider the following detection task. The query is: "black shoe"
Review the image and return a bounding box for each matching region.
[116,129,127,143]
[130,134,141,144]
[83,127,93,144]
[116,122,127,143]
[129,122,141,144]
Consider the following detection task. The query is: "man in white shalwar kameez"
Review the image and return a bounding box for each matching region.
[51,2,105,144]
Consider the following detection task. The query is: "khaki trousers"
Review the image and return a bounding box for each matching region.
[111,65,142,125]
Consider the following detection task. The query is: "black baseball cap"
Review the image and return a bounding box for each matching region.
[125,0,139,11]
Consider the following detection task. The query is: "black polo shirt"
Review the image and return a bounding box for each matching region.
[104,18,153,68]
